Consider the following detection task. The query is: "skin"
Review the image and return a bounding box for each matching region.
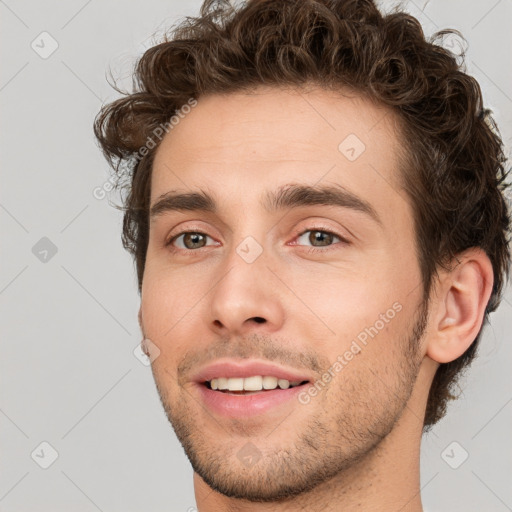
[138,86,493,511]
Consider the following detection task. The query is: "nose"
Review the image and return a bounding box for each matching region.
[208,243,285,336]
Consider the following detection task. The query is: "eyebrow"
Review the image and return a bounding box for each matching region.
[149,183,382,226]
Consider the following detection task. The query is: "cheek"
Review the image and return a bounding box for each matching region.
[284,262,409,360]
[287,264,397,321]
[143,248,215,310]
[140,264,211,357]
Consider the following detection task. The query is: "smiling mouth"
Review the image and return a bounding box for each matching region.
[196,376,312,417]
[203,378,310,395]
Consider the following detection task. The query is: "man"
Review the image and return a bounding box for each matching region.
[93,0,510,509]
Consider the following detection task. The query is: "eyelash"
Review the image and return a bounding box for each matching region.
[165,227,349,254]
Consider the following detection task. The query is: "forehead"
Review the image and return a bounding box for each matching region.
[150,86,409,227]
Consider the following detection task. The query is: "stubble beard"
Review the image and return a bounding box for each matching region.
[152,303,428,502]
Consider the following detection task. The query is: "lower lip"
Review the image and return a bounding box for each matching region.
[195,383,309,418]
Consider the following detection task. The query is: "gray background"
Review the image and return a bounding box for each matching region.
[1,1,511,511]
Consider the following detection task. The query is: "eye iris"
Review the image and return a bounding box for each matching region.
[184,233,205,249]
[310,230,333,246]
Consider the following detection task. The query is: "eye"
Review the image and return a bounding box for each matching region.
[294,228,349,253]
[166,231,217,251]
[165,228,349,254]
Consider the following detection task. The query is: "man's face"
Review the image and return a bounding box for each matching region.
[141,87,428,501]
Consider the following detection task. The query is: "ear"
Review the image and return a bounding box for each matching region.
[138,306,144,335]
[426,248,494,364]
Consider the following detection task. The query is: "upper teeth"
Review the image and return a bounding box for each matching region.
[209,376,304,391]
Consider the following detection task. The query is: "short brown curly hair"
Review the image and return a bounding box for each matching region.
[93,0,511,430]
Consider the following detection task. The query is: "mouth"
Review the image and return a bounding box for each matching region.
[190,359,315,417]
[196,376,312,418]
[203,376,310,395]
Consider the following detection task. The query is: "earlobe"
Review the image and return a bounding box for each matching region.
[426,248,494,364]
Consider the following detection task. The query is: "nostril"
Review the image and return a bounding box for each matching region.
[252,317,266,324]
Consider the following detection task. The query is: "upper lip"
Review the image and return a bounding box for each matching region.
[191,359,314,383]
